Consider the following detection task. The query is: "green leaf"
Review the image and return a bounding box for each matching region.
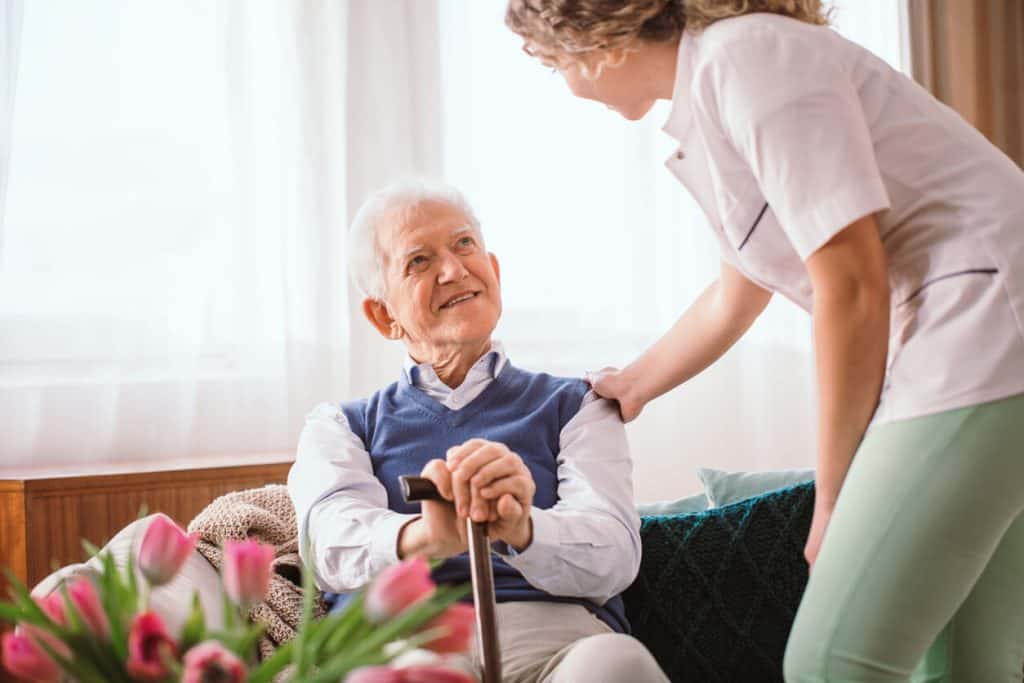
[231,622,267,664]
[96,552,129,663]
[222,592,239,631]
[82,538,102,561]
[293,537,319,677]
[247,639,295,683]
[0,602,28,625]
[178,591,207,653]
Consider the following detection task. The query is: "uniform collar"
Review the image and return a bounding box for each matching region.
[662,29,698,144]
[403,340,507,387]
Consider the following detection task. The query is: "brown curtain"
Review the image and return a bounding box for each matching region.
[906,0,1024,167]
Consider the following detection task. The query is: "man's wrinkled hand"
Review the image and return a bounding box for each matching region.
[397,459,467,560]
[446,439,536,551]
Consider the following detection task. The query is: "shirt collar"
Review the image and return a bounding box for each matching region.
[662,29,698,143]
[403,340,507,387]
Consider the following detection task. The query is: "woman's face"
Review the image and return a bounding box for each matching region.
[558,54,656,121]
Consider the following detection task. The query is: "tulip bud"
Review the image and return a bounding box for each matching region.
[181,640,247,683]
[364,557,435,623]
[344,666,404,683]
[222,539,275,609]
[35,593,66,626]
[402,665,477,683]
[420,603,475,654]
[419,602,475,655]
[125,611,177,682]
[138,514,199,586]
[68,577,110,640]
[1,631,61,683]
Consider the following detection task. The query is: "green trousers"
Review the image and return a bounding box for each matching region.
[785,393,1024,682]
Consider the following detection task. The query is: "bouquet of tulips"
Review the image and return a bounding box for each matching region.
[0,513,477,682]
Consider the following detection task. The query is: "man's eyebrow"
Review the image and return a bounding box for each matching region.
[451,225,478,240]
[399,245,427,262]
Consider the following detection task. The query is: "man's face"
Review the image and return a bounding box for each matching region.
[374,200,502,354]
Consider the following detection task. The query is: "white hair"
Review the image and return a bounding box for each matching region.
[349,178,483,300]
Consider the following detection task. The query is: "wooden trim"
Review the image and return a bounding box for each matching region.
[0,484,27,588]
[23,462,294,497]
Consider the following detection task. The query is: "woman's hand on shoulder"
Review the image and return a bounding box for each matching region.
[585,366,646,423]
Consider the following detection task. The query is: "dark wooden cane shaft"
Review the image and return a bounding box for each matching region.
[467,517,502,683]
[399,476,503,683]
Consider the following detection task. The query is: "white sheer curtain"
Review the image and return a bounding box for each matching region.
[439,1,906,501]
[0,0,22,260]
[0,0,356,467]
[344,0,444,399]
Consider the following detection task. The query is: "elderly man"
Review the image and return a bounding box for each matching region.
[287,179,668,682]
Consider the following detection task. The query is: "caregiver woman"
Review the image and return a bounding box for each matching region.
[506,0,1024,680]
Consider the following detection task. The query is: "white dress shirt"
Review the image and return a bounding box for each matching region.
[663,14,1024,425]
[287,341,641,606]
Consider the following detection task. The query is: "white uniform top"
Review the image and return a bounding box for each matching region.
[663,13,1024,426]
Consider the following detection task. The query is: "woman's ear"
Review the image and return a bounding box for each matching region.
[363,298,403,340]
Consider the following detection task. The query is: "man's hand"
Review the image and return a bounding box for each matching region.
[446,439,536,551]
[397,459,467,560]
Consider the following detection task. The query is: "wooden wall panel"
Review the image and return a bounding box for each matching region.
[17,463,293,588]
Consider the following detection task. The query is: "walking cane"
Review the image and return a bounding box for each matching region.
[400,475,502,683]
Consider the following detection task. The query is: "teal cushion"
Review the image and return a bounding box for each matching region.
[698,467,814,507]
[624,481,814,682]
[636,492,708,517]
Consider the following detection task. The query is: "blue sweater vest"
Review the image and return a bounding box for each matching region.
[340,363,628,633]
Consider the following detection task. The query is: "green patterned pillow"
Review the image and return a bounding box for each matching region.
[624,481,814,682]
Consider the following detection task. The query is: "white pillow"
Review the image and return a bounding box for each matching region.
[31,515,226,634]
[636,492,709,517]
[697,467,815,508]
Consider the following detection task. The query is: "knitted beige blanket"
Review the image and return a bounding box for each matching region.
[187,484,326,661]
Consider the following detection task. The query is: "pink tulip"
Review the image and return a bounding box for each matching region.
[125,611,177,682]
[364,557,435,623]
[67,578,110,640]
[35,593,66,626]
[1,631,61,683]
[138,513,199,586]
[222,539,275,608]
[401,665,476,683]
[20,593,71,661]
[344,666,404,683]
[15,625,70,665]
[181,640,247,683]
[420,603,475,654]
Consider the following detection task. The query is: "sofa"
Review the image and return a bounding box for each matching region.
[30,481,817,682]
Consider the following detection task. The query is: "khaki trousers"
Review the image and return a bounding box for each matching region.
[456,601,668,683]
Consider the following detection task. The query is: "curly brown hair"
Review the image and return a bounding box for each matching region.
[506,0,832,75]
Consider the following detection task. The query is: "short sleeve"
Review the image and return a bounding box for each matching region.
[694,28,890,260]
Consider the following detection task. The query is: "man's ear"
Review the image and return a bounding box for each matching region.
[363,298,403,340]
[489,252,500,283]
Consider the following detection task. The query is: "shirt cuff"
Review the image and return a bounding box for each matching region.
[369,511,420,569]
[495,507,558,567]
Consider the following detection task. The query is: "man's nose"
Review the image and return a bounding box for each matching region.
[437,252,469,283]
